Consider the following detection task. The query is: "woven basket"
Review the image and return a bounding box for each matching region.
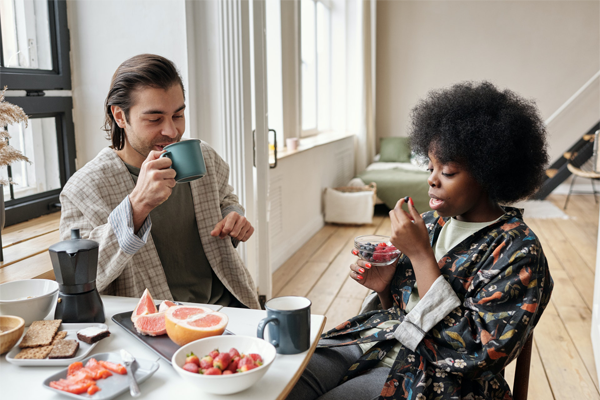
[331,182,377,203]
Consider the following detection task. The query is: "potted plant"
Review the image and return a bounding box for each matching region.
[0,87,31,261]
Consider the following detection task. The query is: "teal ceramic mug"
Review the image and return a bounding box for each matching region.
[159,139,207,183]
[257,296,311,354]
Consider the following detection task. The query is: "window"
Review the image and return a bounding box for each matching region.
[0,0,71,89]
[300,0,331,136]
[0,0,74,226]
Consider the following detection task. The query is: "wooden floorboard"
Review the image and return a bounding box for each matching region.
[274,195,600,398]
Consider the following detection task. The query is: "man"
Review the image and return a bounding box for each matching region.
[59,54,260,309]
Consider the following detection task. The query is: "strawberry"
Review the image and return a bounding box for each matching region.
[222,370,234,375]
[185,352,200,366]
[209,349,220,359]
[204,367,222,375]
[377,242,387,247]
[213,352,231,370]
[248,353,263,364]
[226,359,239,373]
[200,356,213,369]
[239,363,258,372]
[183,362,199,373]
[228,348,240,359]
[237,355,255,368]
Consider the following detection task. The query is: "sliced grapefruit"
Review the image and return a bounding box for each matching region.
[165,306,228,346]
[134,311,167,336]
[158,300,177,312]
[131,288,158,323]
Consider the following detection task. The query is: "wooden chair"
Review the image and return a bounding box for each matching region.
[499,334,533,400]
[512,334,534,400]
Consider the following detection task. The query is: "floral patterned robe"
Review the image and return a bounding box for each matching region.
[321,207,553,400]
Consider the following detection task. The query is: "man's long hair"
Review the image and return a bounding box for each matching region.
[103,54,185,150]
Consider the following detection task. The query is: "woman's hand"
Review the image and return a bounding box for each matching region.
[389,197,431,259]
[349,258,397,294]
[390,197,441,297]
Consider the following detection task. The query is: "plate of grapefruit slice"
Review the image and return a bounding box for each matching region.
[111,289,233,364]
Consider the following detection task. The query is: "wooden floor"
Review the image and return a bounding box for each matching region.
[273,194,600,399]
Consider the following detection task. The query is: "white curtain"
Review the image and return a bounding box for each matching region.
[349,0,377,175]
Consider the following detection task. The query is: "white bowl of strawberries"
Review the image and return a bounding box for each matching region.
[172,335,277,394]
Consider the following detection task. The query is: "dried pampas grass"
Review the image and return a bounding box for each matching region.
[0,86,31,185]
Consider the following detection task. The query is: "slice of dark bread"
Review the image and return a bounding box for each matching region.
[76,327,110,344]
[48,340,79,359]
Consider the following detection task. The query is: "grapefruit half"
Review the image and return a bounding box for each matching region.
[134,311,167,336]
[131,288,158,323]
[165,306,228,346]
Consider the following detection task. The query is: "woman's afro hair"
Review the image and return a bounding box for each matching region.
[409,81,549,204]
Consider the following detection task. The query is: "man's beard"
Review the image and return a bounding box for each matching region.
[126,131,181,159]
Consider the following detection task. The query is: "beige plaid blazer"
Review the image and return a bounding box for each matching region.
[59,143,260,309]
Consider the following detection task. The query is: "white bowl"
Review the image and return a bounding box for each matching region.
[172,335,277,395]
[0,280,59,326]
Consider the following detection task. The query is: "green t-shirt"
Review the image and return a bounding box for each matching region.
[125,163,237,307]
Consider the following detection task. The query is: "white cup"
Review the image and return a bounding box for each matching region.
[286,138,299,151]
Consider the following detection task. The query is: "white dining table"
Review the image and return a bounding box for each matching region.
[0,295,326,400]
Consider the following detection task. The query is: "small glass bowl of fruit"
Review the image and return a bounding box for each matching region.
[352,235,401,266]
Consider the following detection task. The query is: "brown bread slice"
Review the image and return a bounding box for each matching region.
[48,340,79,359]
[19,320,62,348]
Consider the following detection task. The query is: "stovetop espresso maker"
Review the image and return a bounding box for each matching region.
[49,228,105,323]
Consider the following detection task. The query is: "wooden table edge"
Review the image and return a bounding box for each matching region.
[277,315,327,400]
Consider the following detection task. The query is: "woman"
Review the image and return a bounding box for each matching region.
[288,81,553,400]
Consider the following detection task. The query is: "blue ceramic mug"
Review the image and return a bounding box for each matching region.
[159,139,206,183]
[257,296,311,354]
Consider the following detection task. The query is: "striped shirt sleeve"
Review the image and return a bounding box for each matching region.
[108,196,152,255]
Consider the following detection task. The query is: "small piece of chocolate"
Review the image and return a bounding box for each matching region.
[76,327,110,344]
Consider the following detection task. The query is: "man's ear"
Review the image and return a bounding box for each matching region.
[111,105,127,129]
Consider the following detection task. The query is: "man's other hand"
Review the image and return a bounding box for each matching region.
[129,150,177,232]
[211,212,254,242]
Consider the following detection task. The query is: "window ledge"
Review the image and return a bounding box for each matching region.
[270,131,355,162]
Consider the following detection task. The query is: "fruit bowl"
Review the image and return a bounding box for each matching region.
[172,335,276,395]
[353,235,401,266]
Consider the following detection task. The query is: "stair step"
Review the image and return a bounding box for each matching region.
[546,169,558,178]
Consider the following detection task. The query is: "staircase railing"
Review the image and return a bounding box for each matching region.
[544,69,600,126]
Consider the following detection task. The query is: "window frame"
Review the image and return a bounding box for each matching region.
[299,0,332,138]
[3,96,75,226]
[0,0,71,91]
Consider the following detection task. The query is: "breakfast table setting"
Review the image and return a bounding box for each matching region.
[0,291,326,399]
[0,216,402,399]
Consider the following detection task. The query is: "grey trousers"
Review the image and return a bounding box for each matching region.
[286,337,390,400]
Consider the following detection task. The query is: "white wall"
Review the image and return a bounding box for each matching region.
[67,0,190,167]
[268,136,355,270]
[375,1,600,162]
